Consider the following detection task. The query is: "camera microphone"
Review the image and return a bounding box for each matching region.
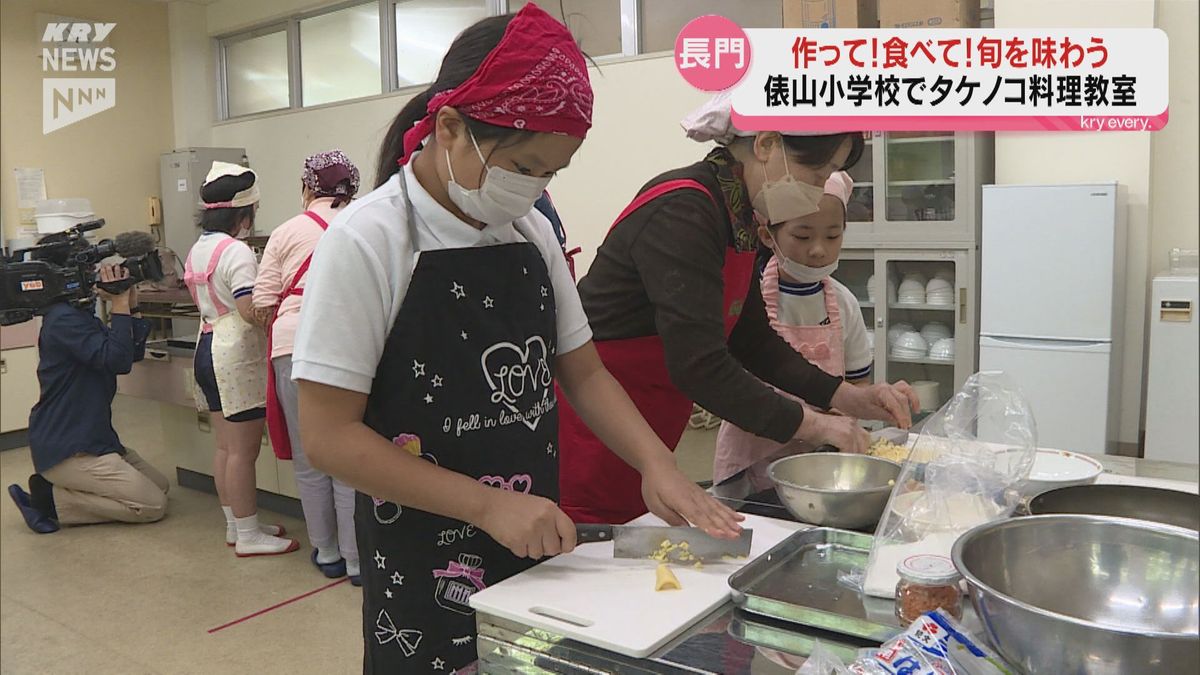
[113,231,158,258]
[96,231,164,295]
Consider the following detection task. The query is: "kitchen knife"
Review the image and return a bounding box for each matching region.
[575,524,754,563]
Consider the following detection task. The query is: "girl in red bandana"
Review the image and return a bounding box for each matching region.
[291,6,741,672]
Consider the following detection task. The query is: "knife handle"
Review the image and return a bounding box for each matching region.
[575,524,614,544]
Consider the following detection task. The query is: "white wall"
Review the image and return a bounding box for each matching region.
[1150,0,1199,274]
[994,0,1159,447]
[188,0,711,269]
[207,55,710,270]
[168,0,213,149]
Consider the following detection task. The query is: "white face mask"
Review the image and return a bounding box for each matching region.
[768,231,839,283]
[446,131,551,226]
[751,145,826,224]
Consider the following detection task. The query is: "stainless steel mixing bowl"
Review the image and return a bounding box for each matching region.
[1028,484,1200,530]
[952,515,1199,674]
[767,454,901,529]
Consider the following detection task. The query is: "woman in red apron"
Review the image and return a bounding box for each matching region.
[288,7,740,673]
[561,94,919,525]
[253,150,361,582]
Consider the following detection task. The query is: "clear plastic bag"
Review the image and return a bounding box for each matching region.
[855,372,1037,598]
[796,641,852,675]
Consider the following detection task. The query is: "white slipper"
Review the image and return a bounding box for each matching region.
[234,533,300,557]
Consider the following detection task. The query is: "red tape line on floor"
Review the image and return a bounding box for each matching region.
[207,577,351,634]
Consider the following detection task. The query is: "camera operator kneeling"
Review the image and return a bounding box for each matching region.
[8,265,168,533]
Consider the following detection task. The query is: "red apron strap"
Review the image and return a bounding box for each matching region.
[609,179,715,232]
[302,210,331,231]
[276,212,329,302]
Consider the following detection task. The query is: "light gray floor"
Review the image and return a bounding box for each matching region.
[0,396,361,674]
[0,397,722,673]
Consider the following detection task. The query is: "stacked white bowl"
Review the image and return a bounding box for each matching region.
[929,337,956,361]
[920,321,952,345]
[896,273,927,305]
[887,322,916,347]
[926,274,955,306]
[892,331,929,359]
[866,274,898,304]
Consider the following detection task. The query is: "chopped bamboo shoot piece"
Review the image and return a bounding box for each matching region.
[655,563,681,591]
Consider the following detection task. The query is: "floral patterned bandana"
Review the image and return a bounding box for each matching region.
[704,146,759,253]
[302,149,360,205]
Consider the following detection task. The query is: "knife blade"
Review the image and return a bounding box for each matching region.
[575,524,754,563]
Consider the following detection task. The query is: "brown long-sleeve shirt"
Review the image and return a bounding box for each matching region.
[577,160,842,443]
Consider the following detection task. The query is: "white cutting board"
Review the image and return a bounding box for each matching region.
[469,513,799,658]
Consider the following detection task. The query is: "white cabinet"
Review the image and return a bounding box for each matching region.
[845,132,993,248]
[833,129,989,413]
[833,248,978,413]
[0,347,39,434]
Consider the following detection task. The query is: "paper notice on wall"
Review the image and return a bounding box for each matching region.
[13,168,47,227]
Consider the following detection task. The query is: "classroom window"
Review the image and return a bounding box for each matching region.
[223,29,290,117]
[509,0,622,58]
[639,0,782,54]
[393,0,489,88]
[300,3,383,106]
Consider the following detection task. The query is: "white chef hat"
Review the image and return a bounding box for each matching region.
[201,161,259,209]
[824,171,854,209]
[681,91,855,144]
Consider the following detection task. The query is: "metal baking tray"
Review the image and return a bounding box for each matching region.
[728,527,906,642]
[727,610,875,665]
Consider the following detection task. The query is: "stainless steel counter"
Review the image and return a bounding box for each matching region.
[474,454,1199,674]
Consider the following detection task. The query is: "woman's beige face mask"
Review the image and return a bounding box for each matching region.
[750,144,827,224]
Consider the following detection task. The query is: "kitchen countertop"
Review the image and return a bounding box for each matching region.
[474,453,1199,674]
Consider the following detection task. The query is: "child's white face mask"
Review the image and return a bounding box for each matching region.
[768,230,839,283]
[446,130,551,226]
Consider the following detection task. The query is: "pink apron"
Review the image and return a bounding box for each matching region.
[712,257,845,492]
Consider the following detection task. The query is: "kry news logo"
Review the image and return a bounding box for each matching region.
[41,22,117,134]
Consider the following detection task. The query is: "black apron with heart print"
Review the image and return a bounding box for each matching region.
[356,178,560,674]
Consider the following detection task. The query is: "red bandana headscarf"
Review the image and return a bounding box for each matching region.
[398,3,594,166]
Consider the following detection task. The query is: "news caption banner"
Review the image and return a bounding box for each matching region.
[674,19,1169,132]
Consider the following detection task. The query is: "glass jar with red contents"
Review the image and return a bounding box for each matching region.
[895,554,963,624]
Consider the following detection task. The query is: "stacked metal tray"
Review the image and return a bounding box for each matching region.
[728,527,911,642]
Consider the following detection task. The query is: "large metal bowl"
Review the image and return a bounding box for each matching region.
[952,515,1199,674]
[767,454,900,529]
[1029,484,1200,530]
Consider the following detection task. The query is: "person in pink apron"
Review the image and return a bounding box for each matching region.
[288,7,741,671]
[254,150,361,581]
[713,172,879,497]
[561,94,918,525]
[186,162,297,557]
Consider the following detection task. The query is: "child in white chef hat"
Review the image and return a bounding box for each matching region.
[712,171,875,494]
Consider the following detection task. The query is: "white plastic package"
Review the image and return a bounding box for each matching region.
[796,610,1016,675]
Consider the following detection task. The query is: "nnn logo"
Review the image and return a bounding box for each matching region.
[41,22,117,134]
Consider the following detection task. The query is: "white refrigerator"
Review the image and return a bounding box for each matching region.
[980,183,1124,455]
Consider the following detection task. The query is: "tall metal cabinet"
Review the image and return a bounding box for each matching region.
[833,132,993,412]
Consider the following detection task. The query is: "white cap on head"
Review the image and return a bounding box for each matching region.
[202,161,259,209]
[681,91,856,144]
